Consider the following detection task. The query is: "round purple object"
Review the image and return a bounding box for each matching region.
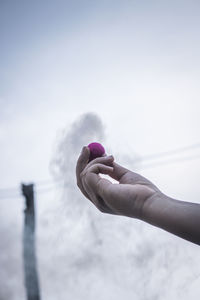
[88,142,105,162]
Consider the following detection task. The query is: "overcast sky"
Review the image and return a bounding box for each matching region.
[1,1,200,299]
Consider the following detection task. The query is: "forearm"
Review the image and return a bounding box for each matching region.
[142,193,200,245]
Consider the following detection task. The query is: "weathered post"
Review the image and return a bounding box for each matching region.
[22,183,41,300]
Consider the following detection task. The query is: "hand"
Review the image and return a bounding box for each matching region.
[76,146,162,219]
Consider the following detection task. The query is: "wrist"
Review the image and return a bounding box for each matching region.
[140,191,172,222]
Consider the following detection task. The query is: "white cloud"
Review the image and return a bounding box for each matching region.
[1,1,200,299]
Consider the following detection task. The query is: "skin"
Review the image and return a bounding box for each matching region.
[76,146,200,246]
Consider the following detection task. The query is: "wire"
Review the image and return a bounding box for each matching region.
[35,177,63,187]
[0,182,64,200]
[140,153,200,170]
[0,193,22,200]
[139,142,200,161]
[0,151,200,200]
[0,186,21,193]
[0,141,200,198]
[0,177,63,194]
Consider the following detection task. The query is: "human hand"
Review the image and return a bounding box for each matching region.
[76,146,162,219]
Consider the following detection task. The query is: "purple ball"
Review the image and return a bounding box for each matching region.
[88,142,105,162]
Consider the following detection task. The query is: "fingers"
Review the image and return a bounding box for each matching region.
[76,147,114,202]
[84,155,114,172]
[82,163,114,190]
[81,165,114,212]
[76,148,113,186]
[111,162,161,192]
[76,146,90,176]
[109,162,130,182]
[89,163,114,175]
[76,147,113,179]
[76,146,90,199]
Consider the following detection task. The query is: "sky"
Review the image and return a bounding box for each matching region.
[1,0,200,299]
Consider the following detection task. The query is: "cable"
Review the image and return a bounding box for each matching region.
[35,177,63,187]
[0,194,22,200]
[0,151,200,200]
[0,177,63,194]
[140,142,200,161]
[140,153,200,170]
[0,142,200,197]
[0,182,64,200]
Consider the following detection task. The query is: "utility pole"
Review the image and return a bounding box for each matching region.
[22,183,41,300]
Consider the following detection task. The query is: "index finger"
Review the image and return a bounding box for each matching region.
[109,162,130,182]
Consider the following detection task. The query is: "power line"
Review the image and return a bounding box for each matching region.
[0,193,22,200]
[0,181,64,200]
[140,153,200,170]
[35,177,63,187]
[0,150,200,200]
[0,142,200,197]
[0,177,63,194]
[0,184,67,200]
[140,142,200,161]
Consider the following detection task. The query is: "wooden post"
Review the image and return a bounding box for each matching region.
[22,183,41,300]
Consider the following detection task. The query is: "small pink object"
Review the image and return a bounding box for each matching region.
[88,142,105,162]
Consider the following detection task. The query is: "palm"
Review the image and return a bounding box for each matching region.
[76,148,160,218]
[100,163,160,218]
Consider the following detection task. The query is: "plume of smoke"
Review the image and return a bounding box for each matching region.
[1,112,200,300]
[0,201,24,300]
[51,112,105,182]
[50,112,106,215]
[46,112,144,297]
[38,112,200,300]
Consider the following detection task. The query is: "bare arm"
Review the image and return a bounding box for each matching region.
[76,146,200,246]
[142,193,200,245]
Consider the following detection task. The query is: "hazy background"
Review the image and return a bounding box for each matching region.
[1,0,200,299]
